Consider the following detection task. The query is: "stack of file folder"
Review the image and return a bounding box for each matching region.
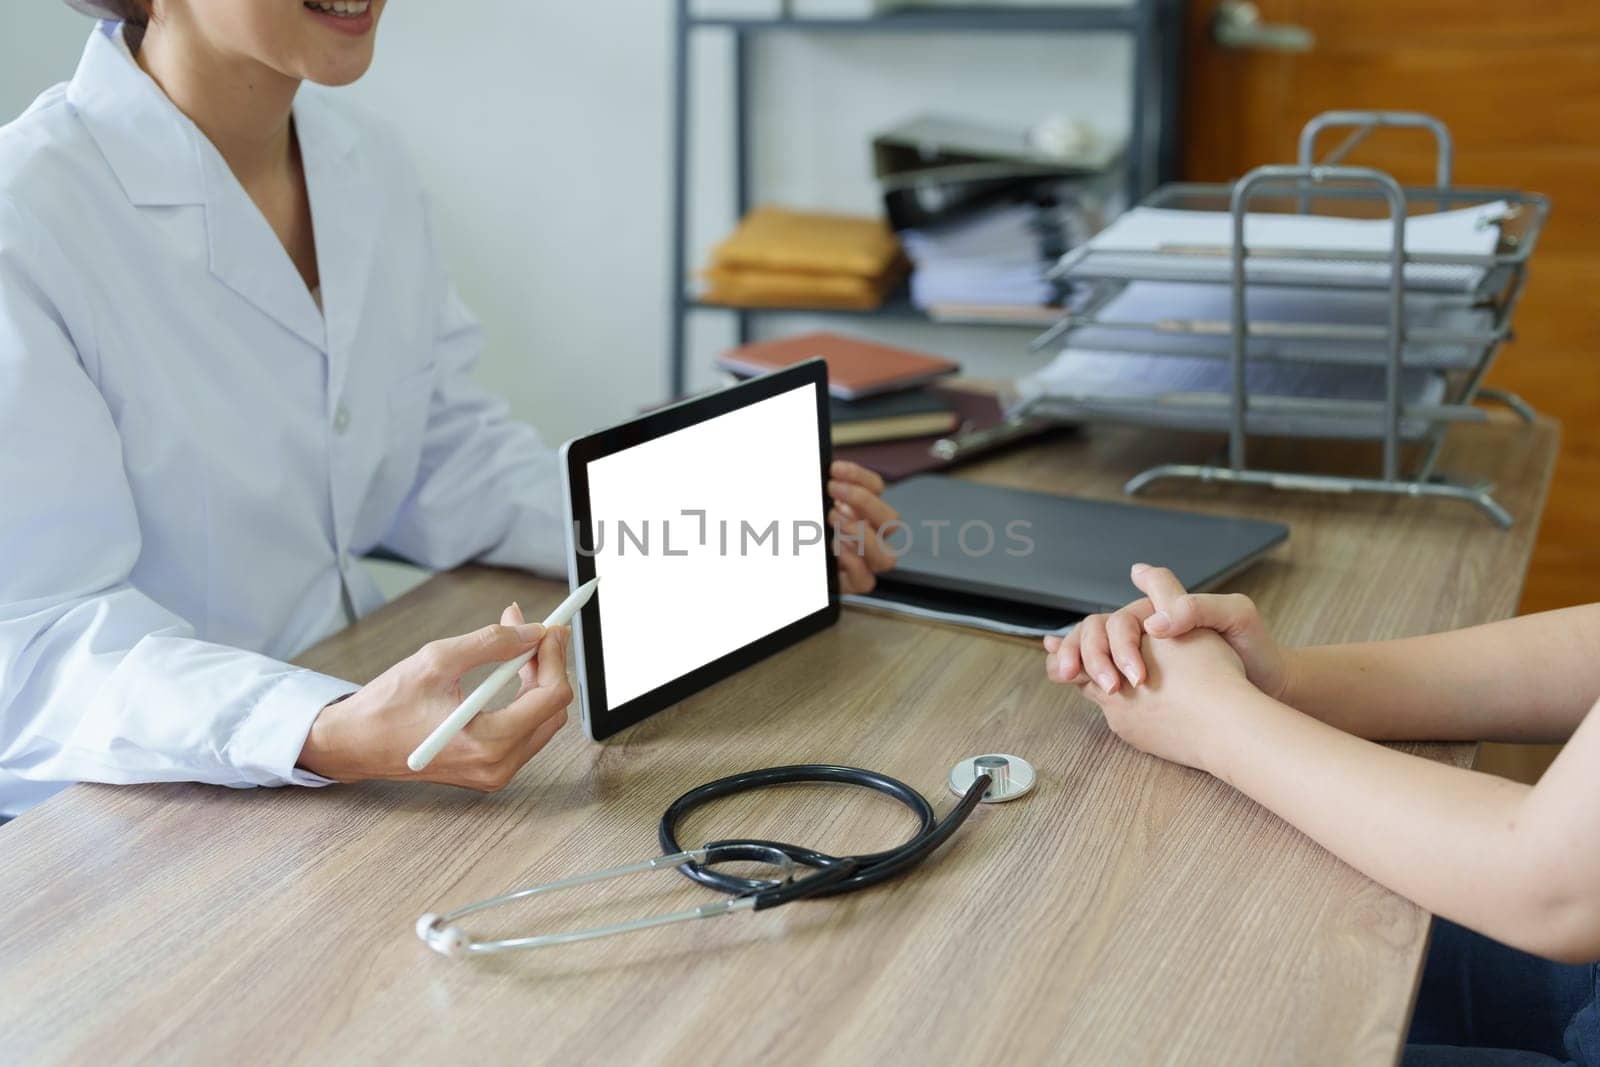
[1019,349,1449,439]
[1062,281,1495,368]
[899,197,1085,314]
[1003,108,1551,529]
[871,113,1119,320]
[1065,200,1510,292]
[1021,197,1529,444]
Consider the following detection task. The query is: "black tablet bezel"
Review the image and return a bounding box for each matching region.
[563,360,838,741]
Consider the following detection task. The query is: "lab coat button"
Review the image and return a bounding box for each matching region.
[333,404,351,435]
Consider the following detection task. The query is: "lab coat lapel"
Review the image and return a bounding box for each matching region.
[68,23,328,353]
[66,24,206,207]
[295,93,379,406]
[200,153,328,353]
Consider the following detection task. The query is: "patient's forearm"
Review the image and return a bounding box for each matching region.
[1212,689,1600,963]
[1282,604,1600,742]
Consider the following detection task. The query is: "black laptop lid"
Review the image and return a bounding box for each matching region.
[876,475,1288,615]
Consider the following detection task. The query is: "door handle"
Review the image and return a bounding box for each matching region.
[1210,0,1315,52]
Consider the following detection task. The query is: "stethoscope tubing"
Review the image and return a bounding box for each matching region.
[659,763,990,907]
[418,763,992,956]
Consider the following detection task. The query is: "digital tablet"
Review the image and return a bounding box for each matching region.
[560,360,839,740]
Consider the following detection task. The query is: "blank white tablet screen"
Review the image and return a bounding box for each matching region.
[583,383,829,708]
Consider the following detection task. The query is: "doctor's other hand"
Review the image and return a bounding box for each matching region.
[828,459,899,595]
[1043,563,1289,701]
[1076,628,1254,774]
[297,602,573,791]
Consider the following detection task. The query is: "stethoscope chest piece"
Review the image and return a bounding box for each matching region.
[949,754,1035,803]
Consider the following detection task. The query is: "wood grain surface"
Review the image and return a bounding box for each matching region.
[0,416,1559,1067]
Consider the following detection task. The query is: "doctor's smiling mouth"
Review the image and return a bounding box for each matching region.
[301,0,379,37]
[96,0,391,87]
[297,0,385,68]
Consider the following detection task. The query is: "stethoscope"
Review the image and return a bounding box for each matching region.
[416,756,1035,957]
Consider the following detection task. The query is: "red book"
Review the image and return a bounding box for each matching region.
[717,330,959,400]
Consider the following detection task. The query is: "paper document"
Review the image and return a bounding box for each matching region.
[1067,281,1496,368]
[1018,348,1450,440]
[1065,201,1509,293]
[902,200,1085,308]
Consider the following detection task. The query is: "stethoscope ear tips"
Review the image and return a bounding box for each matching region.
[416,913,467,957]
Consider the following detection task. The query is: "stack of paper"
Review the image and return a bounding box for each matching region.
[1017,348,1449,440]
[1065,281,1496,368]
[901,200,1085,309]
[1065,201,1509,293]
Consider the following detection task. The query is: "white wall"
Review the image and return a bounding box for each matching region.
[0,5,92,121]
[1,1,1130,442]
[347,0,676,442]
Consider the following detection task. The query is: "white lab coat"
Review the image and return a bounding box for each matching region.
[0,23,567,816]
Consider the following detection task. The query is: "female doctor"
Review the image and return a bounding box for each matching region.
[0,0,900,818]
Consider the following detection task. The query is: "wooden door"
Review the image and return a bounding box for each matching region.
[1180,0,1600,780]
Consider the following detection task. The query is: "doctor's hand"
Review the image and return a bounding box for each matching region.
[298,602,573,791]
[1043,564,1290,701]
[829,459,899,595]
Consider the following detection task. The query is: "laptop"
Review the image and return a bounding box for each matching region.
[849,475,1287,637]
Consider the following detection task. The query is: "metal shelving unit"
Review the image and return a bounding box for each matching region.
[667,0,1185,396]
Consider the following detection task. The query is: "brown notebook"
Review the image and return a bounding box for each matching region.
[830,390,960,445]
[717,331,959,401]
[834,386,1064,483]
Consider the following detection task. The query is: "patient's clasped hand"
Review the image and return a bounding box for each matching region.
[1041,564,1600,968]
[1044,563,1284,774]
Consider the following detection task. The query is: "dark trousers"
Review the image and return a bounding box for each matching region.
[1406,918,1599,1066]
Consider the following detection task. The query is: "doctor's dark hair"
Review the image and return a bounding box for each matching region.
[101,0,153,50]
[104,0,153,25]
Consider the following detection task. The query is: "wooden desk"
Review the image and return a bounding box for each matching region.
[0,417,1559,1066]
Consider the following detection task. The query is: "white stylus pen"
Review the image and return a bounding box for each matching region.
[406,576,600,772]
